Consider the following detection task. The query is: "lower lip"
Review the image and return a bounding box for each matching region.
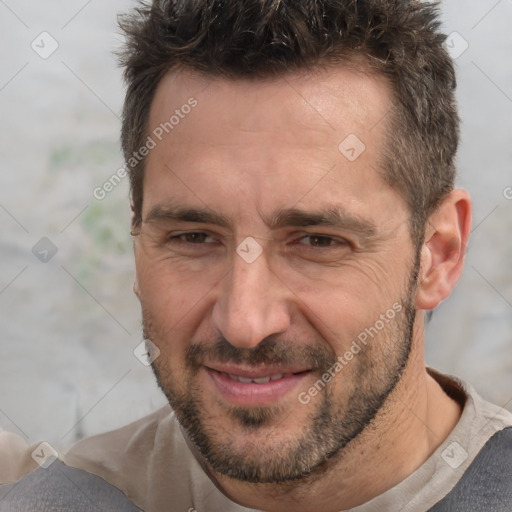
[205,368,310,406]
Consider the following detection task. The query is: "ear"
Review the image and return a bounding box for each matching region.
[416,189,472,311]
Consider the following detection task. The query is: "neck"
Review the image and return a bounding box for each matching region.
[211,330,462,512]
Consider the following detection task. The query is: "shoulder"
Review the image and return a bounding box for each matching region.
[0,431,38,483]
[0,431,142,511]
[459,427,512,491]
[63,405,186,502]
[63,404,177,469]
[0,458,142,511]
[63,406,257,511]
[430,427,512,511]
[63,403,176,463]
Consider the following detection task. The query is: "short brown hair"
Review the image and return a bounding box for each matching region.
[119,0,458,245]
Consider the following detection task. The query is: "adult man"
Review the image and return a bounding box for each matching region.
[1,0,511,510]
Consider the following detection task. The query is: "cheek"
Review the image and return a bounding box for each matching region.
[135,255,222,333]
[282,254,401,302]
[279,264,407,353]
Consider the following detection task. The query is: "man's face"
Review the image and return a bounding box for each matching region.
[134,67,421,483]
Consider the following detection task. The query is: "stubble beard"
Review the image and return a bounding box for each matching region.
[144,264,419,484]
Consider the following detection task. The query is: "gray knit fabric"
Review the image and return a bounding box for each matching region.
[429,427,512,511]
[1,428,511,511]
[0,459,141,512]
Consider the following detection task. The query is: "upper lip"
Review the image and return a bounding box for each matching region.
[205,363,311,379]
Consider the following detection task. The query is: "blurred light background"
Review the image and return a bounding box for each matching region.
[0,0,511,450]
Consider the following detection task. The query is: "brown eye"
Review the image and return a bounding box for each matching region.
[170,232,214,244]
[301,235,342,247]
[183,232,208,243]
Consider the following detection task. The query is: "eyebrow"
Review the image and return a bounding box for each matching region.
[266,207,377,238]
[145,202,231,228]
[144,202,376,238]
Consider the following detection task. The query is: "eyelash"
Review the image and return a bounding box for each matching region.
[169,232,217,244]
[167,232,348,249]
[295,234,347,248]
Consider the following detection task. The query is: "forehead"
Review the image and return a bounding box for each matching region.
[143,65,403,230]
[149,65,392,146]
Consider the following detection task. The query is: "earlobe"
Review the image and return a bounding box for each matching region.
[415,189,472,311]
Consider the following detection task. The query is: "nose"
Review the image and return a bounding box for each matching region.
[211,248,292,349]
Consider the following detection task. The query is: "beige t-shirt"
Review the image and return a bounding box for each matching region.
[1,369,512,512]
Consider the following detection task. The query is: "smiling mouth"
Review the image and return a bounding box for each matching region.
[219,371,308,384]
[204,366,312,406]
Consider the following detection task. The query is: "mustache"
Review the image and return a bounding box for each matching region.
[184,336,336,373]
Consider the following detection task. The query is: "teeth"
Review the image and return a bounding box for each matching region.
[226,373,286,383]
[253,376,271,384]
